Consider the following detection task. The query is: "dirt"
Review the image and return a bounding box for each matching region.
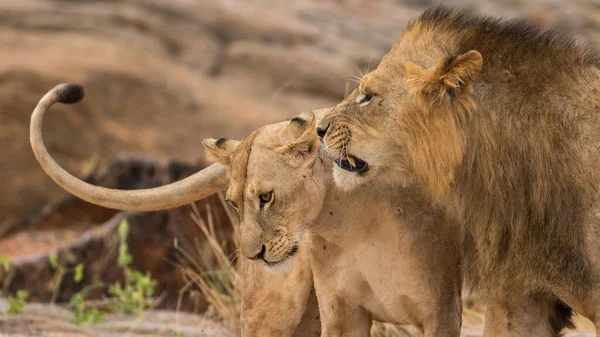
[0,299,594,337]
[0,299,234,337]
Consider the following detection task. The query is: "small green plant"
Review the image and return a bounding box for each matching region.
[108,270,157,314]
[8,290,28,315]
[74,264,84,283]
[47,218,158,324]
[49,253,58,270]
[0,255,11,271]
[49,255,103,325]
[49,254,85,304]
[117,219,133,267]
[68,283,106,325]
[107,219,157,315]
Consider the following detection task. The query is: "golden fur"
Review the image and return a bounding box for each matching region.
[238,233,442,337]
[318,6,600,335]
[204,110,462,337]
[237,232,321,337]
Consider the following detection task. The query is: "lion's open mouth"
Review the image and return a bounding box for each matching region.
[334,156,369,174]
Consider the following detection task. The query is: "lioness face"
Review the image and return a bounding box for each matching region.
[318,43,482,194]
[203,112,327,270]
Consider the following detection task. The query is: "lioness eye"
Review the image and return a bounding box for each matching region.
[225,197,239,212]
[357,92,374,105]
[259,191,273,208]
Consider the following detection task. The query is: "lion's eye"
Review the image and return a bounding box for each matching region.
[225,197,239,212]
[357,92,374,106]
[259,191,273,208]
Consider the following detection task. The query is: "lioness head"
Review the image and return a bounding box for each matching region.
[318,9,482,197]
[203,112,327,269]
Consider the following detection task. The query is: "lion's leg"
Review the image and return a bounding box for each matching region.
[309,235,371,337]
[574,284,600,333]
[483,294,560,337]
[587,215,600,332]
[317,294,372,337]
[418,308,462,337]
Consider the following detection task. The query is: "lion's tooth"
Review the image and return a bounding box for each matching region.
[347,156,356,168]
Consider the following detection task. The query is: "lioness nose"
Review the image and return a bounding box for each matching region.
[317,124,329,139]
[249,244,266,260]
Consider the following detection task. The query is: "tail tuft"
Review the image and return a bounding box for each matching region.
[55,83,85,104]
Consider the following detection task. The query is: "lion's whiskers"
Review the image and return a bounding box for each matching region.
[344,54,365,80]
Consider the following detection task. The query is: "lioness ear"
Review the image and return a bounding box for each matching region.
[405,50,482,106]
[278,111,319,167]
[202,138,240,165]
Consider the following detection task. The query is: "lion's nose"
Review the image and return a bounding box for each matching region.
[250,244,266,260]
[317,124,329,139]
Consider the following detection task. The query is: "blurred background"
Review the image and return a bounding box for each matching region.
[0,0,598,336]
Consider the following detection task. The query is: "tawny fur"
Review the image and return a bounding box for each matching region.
[204,110,462,337]
[319,6,600,335]
[237,233,420,337]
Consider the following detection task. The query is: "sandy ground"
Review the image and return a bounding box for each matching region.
[0,299,234,337]
[0,299,595,337]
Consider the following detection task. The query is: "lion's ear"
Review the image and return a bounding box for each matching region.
[202,138,240,165]
[278,111,320,167]
[406,50,483,106]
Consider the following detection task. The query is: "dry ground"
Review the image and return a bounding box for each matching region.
[0,299,595,337]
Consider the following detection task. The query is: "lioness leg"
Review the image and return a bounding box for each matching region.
[483,294,569,337]
[317,294,372,337]
[418,308,462,337]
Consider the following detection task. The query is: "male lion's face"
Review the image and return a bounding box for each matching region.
[202,112,327,271]
[318,44,482,194]
[317,66,413,191]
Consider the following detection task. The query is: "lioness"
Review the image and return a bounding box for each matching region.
[239,232,438,337]
[238,232,321,337]
[29,85,460,336]
[202,111,462,337]
[318,6,600,336]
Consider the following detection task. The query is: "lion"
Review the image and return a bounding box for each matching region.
[238,232,430,337]
[237,232,321,337]
[317,6,600,336]
[202,110,462,337]
[29,85,461,336]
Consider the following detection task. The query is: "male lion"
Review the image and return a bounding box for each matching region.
[202,111,462,337]
[318,6,600,336]
[29,85,461,336]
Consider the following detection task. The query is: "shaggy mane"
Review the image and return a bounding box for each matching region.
[405,6,599,296]
[413,6,600,69]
